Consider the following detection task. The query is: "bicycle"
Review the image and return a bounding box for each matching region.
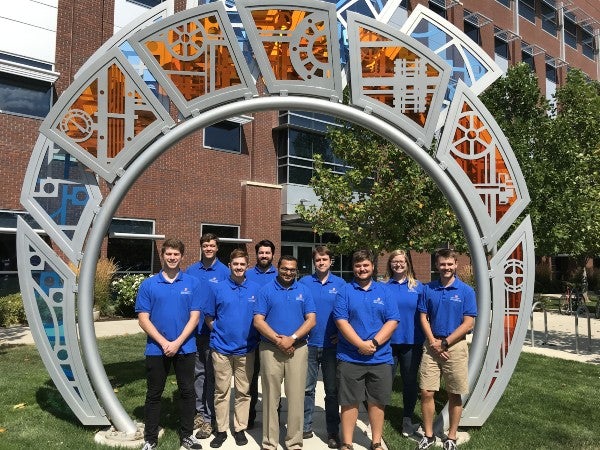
[558,283,586,315]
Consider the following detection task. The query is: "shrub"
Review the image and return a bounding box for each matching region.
[111,274,147,317]
[0,293,27,327]
[457,264,475,287]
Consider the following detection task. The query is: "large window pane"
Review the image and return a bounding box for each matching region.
[518,0,536,23]
[564,16,577,49]
[107,219,155,273]
[541,3,557,36]
[0,73,53,118]
[201,224,241,264]
[204,120,242,153]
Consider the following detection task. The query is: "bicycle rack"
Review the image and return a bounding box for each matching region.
[574,305,592,354]
[529,301,549,347]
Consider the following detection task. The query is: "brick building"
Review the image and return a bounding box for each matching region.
[1,0,598,295]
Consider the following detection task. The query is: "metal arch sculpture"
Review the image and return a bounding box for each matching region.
[17,0,534,437]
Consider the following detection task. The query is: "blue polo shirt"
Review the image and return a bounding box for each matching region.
[204,277,261,355]
[135,270,202,356]
[186,259,229,335]
[299,272,346,348]
[386,279,425,346]
[333,280,400,365]
[245,265,277,287]
[253,278,316,342]
[417,277,477,337]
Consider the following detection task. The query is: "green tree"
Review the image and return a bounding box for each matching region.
[297,120,464,255]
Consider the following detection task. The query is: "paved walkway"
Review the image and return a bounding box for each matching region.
[1,311,598,449]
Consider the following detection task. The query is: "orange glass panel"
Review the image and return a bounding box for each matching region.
[451,103,518,221]
[145,16,241,101]
[358,26,439,127]
[502,244,524,355]
[57,80,99,158]
[251,9,330,81]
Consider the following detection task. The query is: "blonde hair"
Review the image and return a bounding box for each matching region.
[386,249,417,289]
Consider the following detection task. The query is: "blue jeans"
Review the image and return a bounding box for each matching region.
[392,343,423,419]
[304,346,339,435]
[195,334,215,422]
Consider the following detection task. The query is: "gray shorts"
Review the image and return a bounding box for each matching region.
[337,360,393,406]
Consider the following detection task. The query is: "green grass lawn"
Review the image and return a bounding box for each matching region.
[0,335,599,449]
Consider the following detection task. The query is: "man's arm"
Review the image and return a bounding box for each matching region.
[335,319,377,355]
[278,312,316,351]
[253,314,286,351]
[372,319,398,347]
[446,315,475,346]
[205,315,215,332]
[138,311,200,357]
[420,311,448,359]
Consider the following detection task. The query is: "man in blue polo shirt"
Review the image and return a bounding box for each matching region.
[203,249,260,448]
[299,245,345,449]
[245,239,278,428]
[334,249,399,450]
[253,255,316,450]
[186,233,230,439]
[416,249,477,450]
[135,238,203,450]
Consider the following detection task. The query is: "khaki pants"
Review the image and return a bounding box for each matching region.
[212,350,255,433]
[260,341,308,450]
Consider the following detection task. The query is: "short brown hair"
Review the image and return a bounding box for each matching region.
[313,245,333,260]
[230,248,249,262]
[435,248,458,262]
[200,233,219,245]
[162,238,185,255]
[352,249,374,265]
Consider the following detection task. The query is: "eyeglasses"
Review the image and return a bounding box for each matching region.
[279,267,298,273]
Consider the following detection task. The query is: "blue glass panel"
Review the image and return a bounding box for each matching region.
[36,291,56,349]
[61,364,75,382]
[464,48,487,82]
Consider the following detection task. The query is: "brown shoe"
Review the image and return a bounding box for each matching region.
[194,414,205,430]
[196,421,213,439]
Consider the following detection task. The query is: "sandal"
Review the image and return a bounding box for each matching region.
[340,444,354,450]
[371,443,383,450]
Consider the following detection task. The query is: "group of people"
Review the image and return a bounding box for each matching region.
[135,234,477,450]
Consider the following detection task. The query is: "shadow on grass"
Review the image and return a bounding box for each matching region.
[36,380,82,425]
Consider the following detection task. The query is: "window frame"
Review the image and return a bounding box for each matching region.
[203,120,243,154]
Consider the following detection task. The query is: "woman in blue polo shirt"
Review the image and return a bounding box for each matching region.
[385,249,425,438]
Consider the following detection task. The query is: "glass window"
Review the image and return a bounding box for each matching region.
[496,0,511,7]
[201,224,241,264]
[564,15,577,49]
[126,0,163,7]
[521,44,535,71]
[541,2,557,36]
[464,20,481,45]
[495,36,509,59]
[546,63,557,83]
[582,27,595,60]
[429,0,446,19]
[0,72,53,118]
[204,120,243,153]
[107,219,155,273]
[518,0,536,23]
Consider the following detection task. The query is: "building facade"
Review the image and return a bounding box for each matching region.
[1,0,598,295]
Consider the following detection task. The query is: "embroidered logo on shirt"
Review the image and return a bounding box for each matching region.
[329,287,338,294]
[373,297,384,305]
[450,294,462,302]
[248,295,256,303]
[296,293,305,302]
[181,287,192,295]
[209,277,219,283]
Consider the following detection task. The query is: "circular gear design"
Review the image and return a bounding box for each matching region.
[290,14,330,80]
[167,20,207,61]
[504,259,525,293]
[451,111,494,159]
[59,109,94,143]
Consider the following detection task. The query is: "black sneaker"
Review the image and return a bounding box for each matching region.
[233,430,248,446]
[327,433,341,448]
[443,438,457,450]
[303,430,314,439]
[210,432,227,448]
[416,435,435,450]
[181,434,203,449]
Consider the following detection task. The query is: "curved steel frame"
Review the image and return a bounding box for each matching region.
[18,0,535,436]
